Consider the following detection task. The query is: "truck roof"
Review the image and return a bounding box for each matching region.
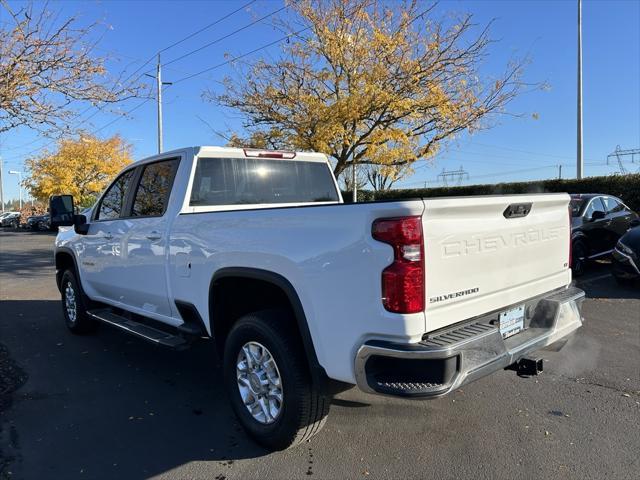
[132,146,330,165]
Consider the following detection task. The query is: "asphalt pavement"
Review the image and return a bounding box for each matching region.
[0,229,638,480]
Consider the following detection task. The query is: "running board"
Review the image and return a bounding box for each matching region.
[87,308,189,350]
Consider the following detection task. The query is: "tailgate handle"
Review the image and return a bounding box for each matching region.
[503,203,532,219]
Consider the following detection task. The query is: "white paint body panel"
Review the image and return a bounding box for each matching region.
[55,147,573,384]
[422,194,572,332]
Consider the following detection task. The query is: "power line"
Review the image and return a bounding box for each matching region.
[172,28,310,84]
[1,1,258,161]
[160,4,289,70]
[159,0,257,54]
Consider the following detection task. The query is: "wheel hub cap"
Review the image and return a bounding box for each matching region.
[236,341,283,424]
[64,282,77,324]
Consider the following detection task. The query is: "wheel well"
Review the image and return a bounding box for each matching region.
[210,276,297,352]
[55,251,76,291]
[572,235,589,255]
[208,271,327,389]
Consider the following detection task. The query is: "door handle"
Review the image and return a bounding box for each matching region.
[103,232,113,240]
[146,231,162,241]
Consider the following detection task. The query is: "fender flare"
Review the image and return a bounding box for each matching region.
[209,267,328,387]
[54,247,81,291]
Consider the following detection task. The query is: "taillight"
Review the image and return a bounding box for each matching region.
[568,206,573,269]
[243,148,296,159]
[372,216,425,314]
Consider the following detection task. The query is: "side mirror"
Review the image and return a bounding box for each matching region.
[590,210,606,222]
[74,214,89,235]
[50,195,75,227]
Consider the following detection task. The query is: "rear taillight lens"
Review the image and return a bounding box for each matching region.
[568,207,573,268]
[372,216,425,314]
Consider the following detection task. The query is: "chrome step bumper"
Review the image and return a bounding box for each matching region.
[354,286,585,398]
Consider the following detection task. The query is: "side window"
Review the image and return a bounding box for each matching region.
[131,159,179,217]
[96,169,136,220]
[603,197,623,213]
[584,197,606,218]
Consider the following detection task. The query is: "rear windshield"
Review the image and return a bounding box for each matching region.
[189,157,339,206]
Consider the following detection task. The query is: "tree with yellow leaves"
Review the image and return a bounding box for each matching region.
[212,0,538,181]
[24,134,132,207]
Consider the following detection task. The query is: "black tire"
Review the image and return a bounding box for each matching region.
[223,309,330,450]
[571,239,588,276]
[60,269,97,334]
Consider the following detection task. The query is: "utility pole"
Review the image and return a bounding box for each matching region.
[9,170,22,210]
[0,156,4,213]
[146,54,172,154]
[156,54,163,154]
[607,146,639,174]
[437,166,469,187]
[577,0,584,179]
[558,164,563,179]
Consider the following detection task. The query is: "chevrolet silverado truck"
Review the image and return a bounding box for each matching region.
[49,146,585,450]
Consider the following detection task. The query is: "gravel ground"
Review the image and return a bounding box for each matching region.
[0,229,638,480]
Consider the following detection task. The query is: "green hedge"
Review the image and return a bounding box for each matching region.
[343,173,640,212]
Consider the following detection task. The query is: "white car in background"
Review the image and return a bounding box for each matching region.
[0,211,21,228]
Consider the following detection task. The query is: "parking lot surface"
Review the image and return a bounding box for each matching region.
[1,229,639,479]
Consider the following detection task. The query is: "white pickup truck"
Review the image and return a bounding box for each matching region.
[50,146,585,450]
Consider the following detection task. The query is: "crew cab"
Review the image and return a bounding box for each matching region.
[50,146,585,450]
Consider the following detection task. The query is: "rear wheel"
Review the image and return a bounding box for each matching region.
[223,310,330,450]
[60,270,97,334]
[571,239,588,276]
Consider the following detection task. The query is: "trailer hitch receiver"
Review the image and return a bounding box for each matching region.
[508,357,544,377]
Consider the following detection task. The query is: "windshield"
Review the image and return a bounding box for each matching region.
[570,199,585,217]
[189,157,340,207]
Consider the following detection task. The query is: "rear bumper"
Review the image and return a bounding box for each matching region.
[354,286,585,398]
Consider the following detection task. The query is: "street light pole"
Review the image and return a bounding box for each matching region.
[9,170,22,210]
[0,156,4,213]
[577,0,584,179]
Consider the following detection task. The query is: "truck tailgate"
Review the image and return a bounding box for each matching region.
[422,194,572,332]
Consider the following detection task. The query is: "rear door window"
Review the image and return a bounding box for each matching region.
[584,197,606,218]
[96,169,136,220]
[131,159,180,217]
[603,197,624,213]
[189,157,339,206]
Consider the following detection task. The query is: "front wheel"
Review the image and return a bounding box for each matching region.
[223,310,330,450]
[60,270,97,334]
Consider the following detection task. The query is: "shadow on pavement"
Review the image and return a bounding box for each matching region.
[0,248,56,276]
[573,258,639,300]
[0,300,269,479]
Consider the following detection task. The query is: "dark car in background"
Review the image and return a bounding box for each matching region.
[612,226,640,284]
[570,194,639,275]
[26,213,51,231]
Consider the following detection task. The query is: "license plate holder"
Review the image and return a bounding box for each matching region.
[499,305,525,339]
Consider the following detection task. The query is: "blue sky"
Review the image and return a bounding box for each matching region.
[1,0,639,200]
